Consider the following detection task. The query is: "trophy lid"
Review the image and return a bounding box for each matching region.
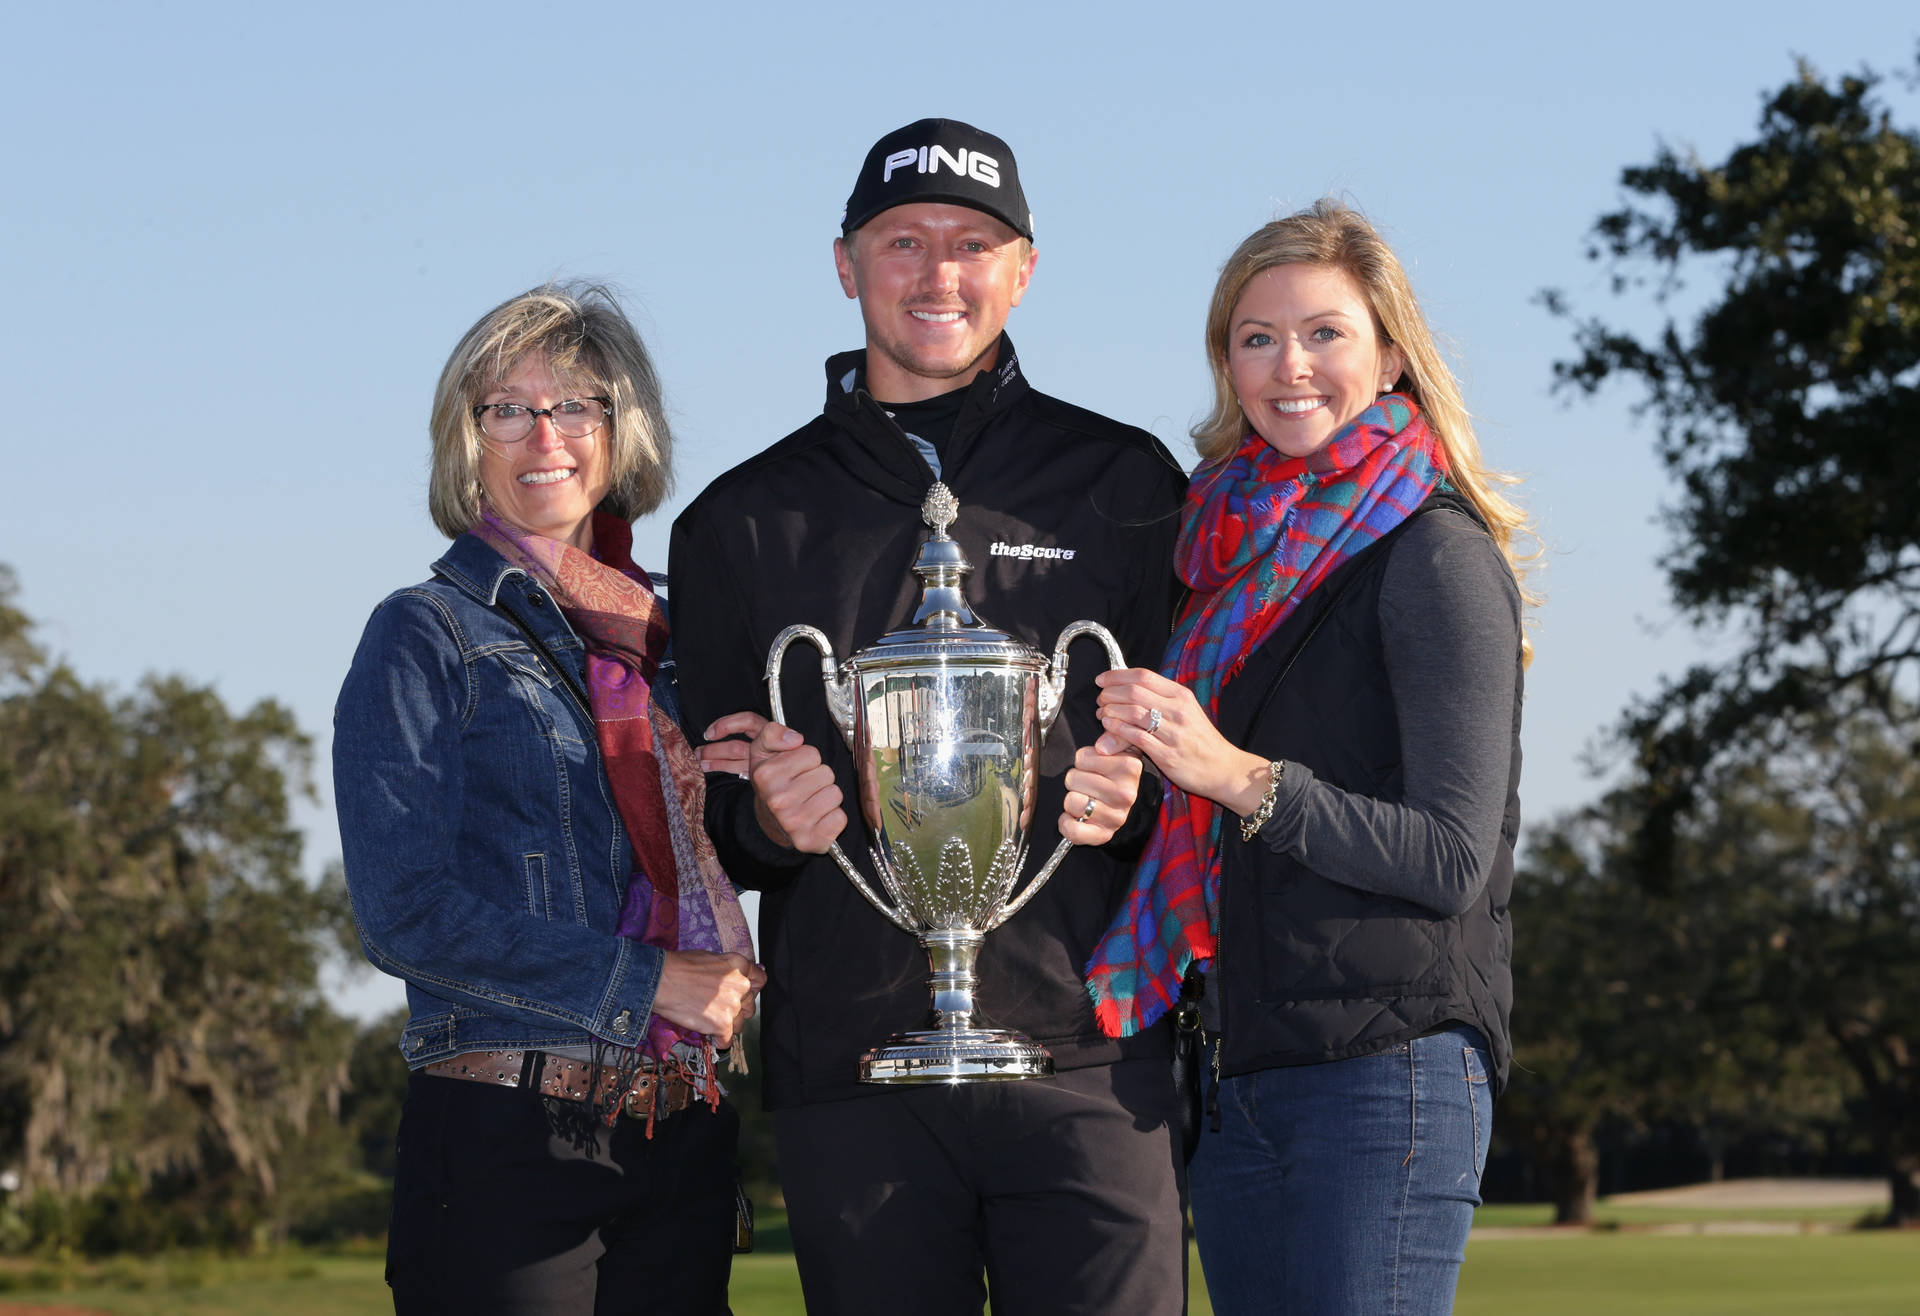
[856,483,1042,668]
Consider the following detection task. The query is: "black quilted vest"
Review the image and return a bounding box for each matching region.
[1209,492,1518,1093]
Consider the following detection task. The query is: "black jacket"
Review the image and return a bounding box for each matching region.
[669,337,1189,1109]
[1211,492,1522,1093]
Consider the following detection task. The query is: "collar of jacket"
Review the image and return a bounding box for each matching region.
[430,531,588,669]
[818,332,1032,498]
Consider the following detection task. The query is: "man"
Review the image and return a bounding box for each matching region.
[669,119,1189,1316]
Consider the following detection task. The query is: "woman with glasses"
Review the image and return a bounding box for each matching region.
[334,282,764,1314]
[1085,202,1530,1314]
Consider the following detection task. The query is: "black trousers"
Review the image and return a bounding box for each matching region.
[771,1057,1189,1316]
[387,1071,739,1316]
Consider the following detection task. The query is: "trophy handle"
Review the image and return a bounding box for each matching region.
[1037,620,1126,733]
[987,619,1129,931]
[766,624,857,745]
[764,625,917,935]
[824,843,920,934]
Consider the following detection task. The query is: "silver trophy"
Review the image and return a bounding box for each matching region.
[766,483,1124,1083]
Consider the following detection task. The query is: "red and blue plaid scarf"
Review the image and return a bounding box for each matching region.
[1086,394,1446,1037]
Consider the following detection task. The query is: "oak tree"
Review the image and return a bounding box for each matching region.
[0,567,356,1244]
[1545,55,1920,875]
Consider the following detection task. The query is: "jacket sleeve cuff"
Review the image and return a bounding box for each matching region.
[596,937,665,1046]
[704,771,812,889]
[1101,771,1164,859]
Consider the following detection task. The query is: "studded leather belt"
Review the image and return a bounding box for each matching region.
[423,1049,696,1121]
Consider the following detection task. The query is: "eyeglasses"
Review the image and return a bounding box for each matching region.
[472,396,613,443]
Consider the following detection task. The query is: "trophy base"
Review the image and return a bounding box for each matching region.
[859,1028,1054,1084]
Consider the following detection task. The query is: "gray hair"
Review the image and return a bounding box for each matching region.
[427,282,673,538]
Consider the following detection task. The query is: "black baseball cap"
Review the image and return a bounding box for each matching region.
[841,118,1034,242]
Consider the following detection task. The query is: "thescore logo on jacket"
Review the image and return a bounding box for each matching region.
[989,541,1075,561]
[881,145,1002,187]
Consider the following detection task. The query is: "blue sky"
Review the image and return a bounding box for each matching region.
[6,2,1915,1017]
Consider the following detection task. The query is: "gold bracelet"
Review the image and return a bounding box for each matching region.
[1238,760,1285,842]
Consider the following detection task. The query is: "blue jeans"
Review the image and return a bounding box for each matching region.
[1190,1026,1493,1315]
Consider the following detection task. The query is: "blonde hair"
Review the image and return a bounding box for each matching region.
[1196,201,1537,638]
[428,282,673,539]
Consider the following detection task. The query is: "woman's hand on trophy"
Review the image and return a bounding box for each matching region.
[1061,742,1144,846]
[747,721,848,854]
[653,950,768,1048]
[1095,668,1274,817]
[700,711,770,777]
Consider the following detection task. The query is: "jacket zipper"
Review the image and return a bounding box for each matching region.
[1209,896,1225,1133]
[853,390,943,487]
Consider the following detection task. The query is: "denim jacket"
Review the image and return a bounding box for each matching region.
[333,532,666,1068]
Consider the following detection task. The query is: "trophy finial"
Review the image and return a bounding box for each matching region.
[908,481,976,630]
[922,483,959,539]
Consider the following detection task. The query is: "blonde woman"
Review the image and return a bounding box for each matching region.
[335,283,764,1314]
[1086,201,1529,1314]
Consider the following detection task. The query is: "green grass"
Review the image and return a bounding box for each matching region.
[1,1228,1914,1315]
[1472,1201,1875,1229]
[1455,1232,1920,1315]
[0,1252,392,1314]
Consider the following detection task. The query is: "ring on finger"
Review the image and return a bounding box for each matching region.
[1079,796,1098,822]
[1145,708,1163,735]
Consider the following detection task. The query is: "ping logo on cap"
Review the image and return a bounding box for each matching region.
[881,145,1002,189]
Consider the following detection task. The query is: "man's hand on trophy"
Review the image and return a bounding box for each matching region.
[700,711,771,777]
[653,950,769,1049]
[746,720,848,854]
[1060,742,1144,847]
